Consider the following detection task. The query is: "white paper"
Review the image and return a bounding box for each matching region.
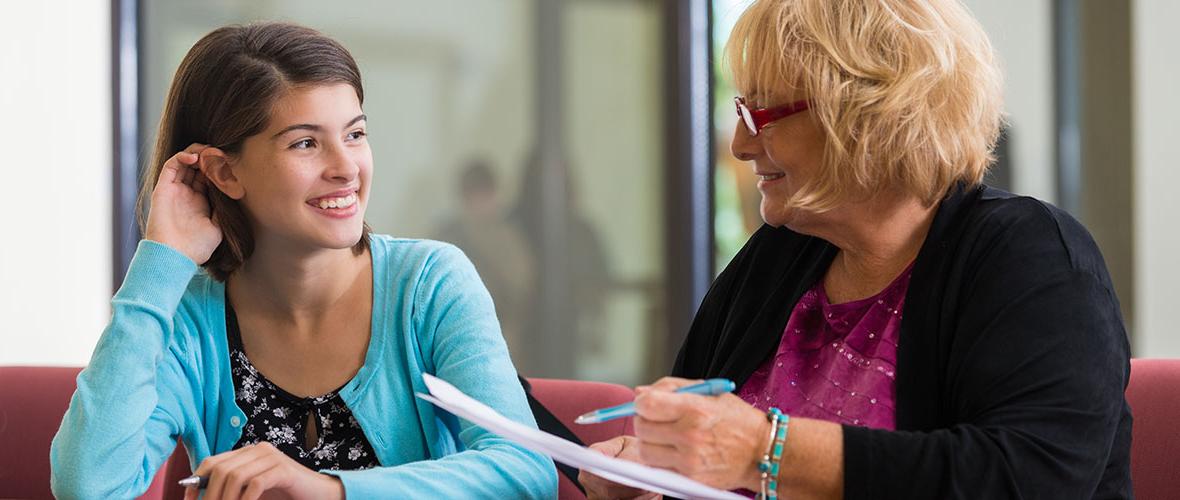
[419,374,745,500]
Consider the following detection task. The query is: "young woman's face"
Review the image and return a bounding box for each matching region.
[233,83,372,252]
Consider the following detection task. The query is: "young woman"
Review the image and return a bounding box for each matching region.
[51,22,555,499]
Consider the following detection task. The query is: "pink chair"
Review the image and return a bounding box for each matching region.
[0,366,181,500]
[1126,358,1180,500]
[158,444,191,500]
[525,378,636,500]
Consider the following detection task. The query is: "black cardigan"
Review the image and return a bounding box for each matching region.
[672,184,1132,499]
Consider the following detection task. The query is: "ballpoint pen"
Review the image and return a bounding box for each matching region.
[574,378,736,424]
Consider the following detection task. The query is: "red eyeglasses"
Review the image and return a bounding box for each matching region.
[734,96,810,136]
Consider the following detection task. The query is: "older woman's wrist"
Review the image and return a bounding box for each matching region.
[755,408,792,498]
[745,408,792,495]
[744,409,778,492]
[773,417,843,500]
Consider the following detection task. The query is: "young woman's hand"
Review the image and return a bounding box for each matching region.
[579,436,662,500]
[144,143,223,265]
[185,441,344,500]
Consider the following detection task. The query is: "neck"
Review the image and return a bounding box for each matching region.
[227,235,369,323]
[814,191,937,295]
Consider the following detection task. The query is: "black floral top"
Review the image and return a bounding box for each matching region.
[226,302,380,471]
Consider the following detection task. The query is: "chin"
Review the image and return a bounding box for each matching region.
[760,200,792,228]
[316,225,366,250]
[332,232,365,250]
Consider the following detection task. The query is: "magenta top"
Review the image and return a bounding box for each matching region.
[736,264,913,430]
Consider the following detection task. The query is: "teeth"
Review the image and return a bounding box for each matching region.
[314,193,357,210]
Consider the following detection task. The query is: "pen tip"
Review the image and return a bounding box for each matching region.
[574,415,590,425]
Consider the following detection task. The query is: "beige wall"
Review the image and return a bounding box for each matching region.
[962,0,1055,202]
[0,0,111,365]
[1134,0,1180,357]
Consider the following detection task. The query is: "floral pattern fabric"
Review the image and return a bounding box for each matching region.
[227,303,380,471]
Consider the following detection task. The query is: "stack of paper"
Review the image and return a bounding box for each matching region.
[418,374,745,500]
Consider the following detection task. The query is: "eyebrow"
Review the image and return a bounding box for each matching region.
[271,114,367,139]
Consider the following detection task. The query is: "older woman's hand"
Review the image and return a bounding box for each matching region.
[632,377,770,491]
[579,436,663,500]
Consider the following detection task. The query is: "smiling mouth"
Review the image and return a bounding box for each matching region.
[757,173,785,181]
[308,192,358,210]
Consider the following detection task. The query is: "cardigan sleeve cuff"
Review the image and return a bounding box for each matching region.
[323,469,418,499]
[842,424,876,500]
[112,239,199,315]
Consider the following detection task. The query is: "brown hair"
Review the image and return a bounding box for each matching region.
[727,0,1005,210]
[138,22,370,281]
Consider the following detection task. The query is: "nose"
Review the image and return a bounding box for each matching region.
[323,142,360,182]
[730,121,761,162]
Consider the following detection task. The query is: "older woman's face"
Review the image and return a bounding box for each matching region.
[730,100,827,230]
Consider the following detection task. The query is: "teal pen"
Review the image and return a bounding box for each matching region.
[574,378,736,424]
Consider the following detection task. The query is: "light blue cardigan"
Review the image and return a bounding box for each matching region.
[51,236,556,499]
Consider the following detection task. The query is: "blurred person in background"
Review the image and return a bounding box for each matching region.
[511,151,612,368]
[435,159,536,359]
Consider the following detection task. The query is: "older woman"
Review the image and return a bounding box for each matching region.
[582,0,1131,498]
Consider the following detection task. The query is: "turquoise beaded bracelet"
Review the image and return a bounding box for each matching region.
[757,408,790,500]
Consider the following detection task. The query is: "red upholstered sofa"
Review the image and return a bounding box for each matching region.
[1125,358,1180,500]
[13,360,1173,499]
[524,378,636,499]
[0,366,179,499]
[0,366,635,500]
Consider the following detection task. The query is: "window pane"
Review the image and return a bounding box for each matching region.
[140,0,668,384]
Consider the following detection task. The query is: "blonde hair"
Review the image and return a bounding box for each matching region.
[726,0,1005,210]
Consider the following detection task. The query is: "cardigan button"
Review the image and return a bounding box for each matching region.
[230,416,242,427]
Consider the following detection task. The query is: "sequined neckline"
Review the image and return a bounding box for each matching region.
[817,260,915,311]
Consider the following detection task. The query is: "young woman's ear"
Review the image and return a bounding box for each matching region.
[198,147,245,200]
